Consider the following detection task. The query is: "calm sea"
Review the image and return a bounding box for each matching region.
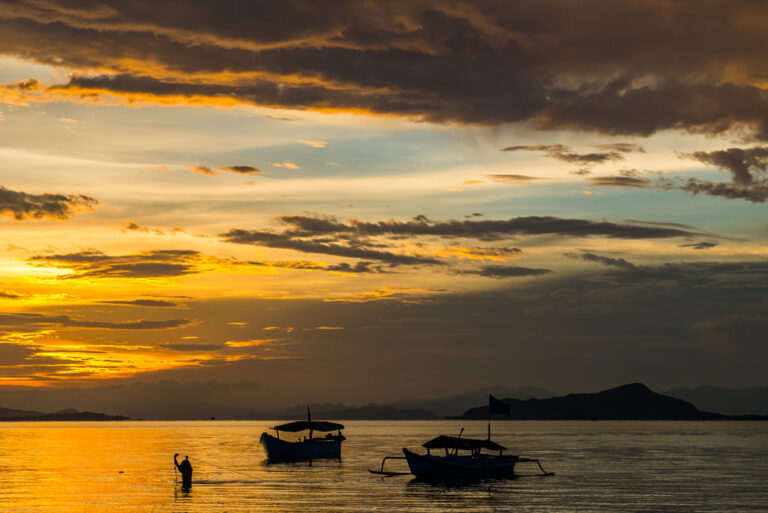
[0,420,765,512]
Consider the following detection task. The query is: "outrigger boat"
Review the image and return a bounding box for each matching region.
[260,408,345,461]
[370,395,553,480]
[370,432,553,480]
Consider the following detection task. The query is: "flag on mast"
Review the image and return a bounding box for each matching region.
[489,394,511,416]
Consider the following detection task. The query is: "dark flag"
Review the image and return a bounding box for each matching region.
[489,394,511,416]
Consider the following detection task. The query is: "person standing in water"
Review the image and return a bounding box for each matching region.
[174,454,193,490]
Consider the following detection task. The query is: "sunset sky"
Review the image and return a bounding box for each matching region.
[1,0,767,409]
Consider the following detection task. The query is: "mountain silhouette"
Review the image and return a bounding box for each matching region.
[0,407,128,422]
[460,383,768,420]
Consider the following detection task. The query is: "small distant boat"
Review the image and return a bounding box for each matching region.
[260,407,345,461]
[370,395,553,480]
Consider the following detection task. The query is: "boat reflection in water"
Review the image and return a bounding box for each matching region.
[259,408,345,461]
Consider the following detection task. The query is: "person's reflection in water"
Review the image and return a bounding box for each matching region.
[174,453,193,491]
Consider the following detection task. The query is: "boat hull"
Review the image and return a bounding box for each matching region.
[260,432,342,461]
[402,448,519,480]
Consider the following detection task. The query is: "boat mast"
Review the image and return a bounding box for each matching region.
[488,394,492,440]
[307,404,313,440]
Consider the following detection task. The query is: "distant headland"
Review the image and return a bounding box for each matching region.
[0,407,129,422]
[241,383,768,421]
[459,383,768,421]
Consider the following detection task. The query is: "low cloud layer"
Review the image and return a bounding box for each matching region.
[487,174,544,183]
[0,312,190,332]
[680,242,718,251]
[502,144,627,166]
[0,186,98,220]
[217,214,702,279]
[564,251,636,270]
[248,259,384,274]
[585,147,768,203]
[589,169,651,188]
[276,214,698,240]
[222,229,442,266]
[454,264,552,278]
[28,250,203,279]
[99,299,179,307]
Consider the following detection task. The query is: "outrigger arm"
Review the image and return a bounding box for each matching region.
[518,457,555,476]
[368,455,410,476]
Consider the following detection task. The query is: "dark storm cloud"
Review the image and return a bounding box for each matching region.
[3,1,768,138]
[221,229,442,266]
[0,186,98,220]
[277,214,698,239]
[537,82,768,141]
[454,264,552,278]
[564,251,636,270]
[99,299,179,307]
[0,312,190,331]
[680,241,718,250]
[28,249,203,278]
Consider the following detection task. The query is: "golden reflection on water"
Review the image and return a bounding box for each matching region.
[0,421,767,512]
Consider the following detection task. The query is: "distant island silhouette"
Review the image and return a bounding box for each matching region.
[0,407,128,422]
[459,383,768,421]
[0,383,765,421]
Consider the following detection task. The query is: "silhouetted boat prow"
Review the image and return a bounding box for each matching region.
[260,407,345,461]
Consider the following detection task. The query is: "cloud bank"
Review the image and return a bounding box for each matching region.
[3,1,768,139]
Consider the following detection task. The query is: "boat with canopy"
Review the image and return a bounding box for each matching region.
[260,408,345,460]
[369,395,553,480]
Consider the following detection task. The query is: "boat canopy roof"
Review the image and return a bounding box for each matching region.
[271,420,344,432]
[422,435,506,451]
